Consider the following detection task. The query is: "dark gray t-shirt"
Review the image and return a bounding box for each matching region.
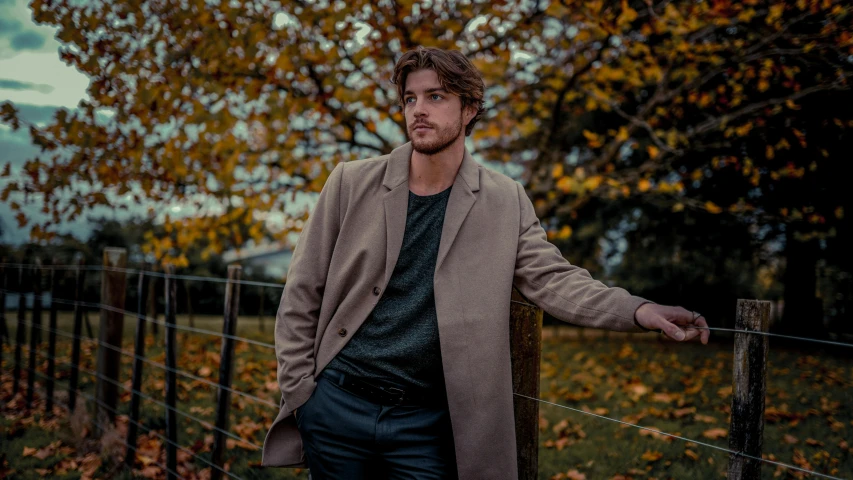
[326,186,451,392]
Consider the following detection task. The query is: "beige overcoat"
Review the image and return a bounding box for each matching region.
[260,142,648,479]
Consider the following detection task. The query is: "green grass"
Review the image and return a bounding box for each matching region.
[2,314,851,479]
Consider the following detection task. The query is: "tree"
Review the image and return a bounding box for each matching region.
[1,0,850,334]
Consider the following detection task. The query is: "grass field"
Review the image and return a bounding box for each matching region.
[1,313,851,479]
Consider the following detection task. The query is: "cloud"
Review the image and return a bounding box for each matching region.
[10,31,46,51]
[0,18,22,33]
[0,78,54,93]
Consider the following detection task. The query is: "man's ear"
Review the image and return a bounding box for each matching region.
[463,103,478,127]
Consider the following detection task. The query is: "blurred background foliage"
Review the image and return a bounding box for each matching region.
[1,0,852,335]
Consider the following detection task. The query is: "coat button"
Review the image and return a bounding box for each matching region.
[373,287,381,295]
[338,328,347,337]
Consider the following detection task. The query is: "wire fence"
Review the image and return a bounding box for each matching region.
[1,261,851,480]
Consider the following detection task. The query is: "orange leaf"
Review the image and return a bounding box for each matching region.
[702,428,728,440]
[641,450,663,462]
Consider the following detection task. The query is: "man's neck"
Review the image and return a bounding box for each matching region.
[408,136,465,196]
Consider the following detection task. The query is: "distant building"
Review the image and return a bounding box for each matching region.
[221,241,293,280]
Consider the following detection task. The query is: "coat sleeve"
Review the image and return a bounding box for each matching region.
[274,162,345,412]
[512,182,649,332]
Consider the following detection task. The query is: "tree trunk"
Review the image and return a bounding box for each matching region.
[779,229,824,337]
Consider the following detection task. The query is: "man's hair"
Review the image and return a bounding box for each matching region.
[391,46,486,137]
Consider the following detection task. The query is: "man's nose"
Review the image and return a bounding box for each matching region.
[412,97,427,117]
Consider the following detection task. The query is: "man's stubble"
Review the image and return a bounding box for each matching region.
[410,112,463,156]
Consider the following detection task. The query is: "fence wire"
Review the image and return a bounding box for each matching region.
[16,317,278,409]
[21,366,243,480]
[3,263,853,479]
[22,343,265,450]
[0,288,276,350]
[514,393,849,480]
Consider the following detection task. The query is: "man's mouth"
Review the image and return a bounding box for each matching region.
[412,124,432,132]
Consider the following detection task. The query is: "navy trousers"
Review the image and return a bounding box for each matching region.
[295,369,458,479]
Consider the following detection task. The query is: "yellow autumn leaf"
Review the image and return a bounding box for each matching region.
[582,129,603,148]
[647,145,659,159]
[556,176,573,193]
[641,450,663,462]
[705,201,723,214]
[557,225,573,239]
[637,179,651,192]
[552,164,564,179]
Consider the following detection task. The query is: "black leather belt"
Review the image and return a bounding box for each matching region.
[321,369,445,407]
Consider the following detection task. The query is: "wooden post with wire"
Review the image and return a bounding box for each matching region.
[211,265,242,480]
[727,299,771,480]
[126,265,149,468]
[95,247,126,428]
[164,264,178,480]
[510,292,543,480]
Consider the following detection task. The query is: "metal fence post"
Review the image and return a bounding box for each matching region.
[0,260,7,374]
[126,266,148,467]
[26,258,42,409]
[510,298,543,480]
[46,257,60,415]
[164,264,178,480]
[69,259,85,412]
[727,299,771,479]
[211,265,242,480]
[14,264,25,396]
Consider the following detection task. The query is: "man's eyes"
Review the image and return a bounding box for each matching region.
[404,94,443,103]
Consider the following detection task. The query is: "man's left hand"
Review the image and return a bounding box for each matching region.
[635,303,710,344]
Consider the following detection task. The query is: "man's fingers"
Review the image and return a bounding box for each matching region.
[695,316,710,344]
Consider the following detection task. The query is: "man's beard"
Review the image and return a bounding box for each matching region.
[410,114,463,156]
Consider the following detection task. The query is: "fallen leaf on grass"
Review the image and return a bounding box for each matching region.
[694,414,717,423]
[783,434,798,444]
[702,428,728,439]
[641,450,663,462]
[684,449,699,460]
[805,438,824,446]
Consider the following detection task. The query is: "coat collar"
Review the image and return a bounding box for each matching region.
[381,141,481,284]
[382,141,480,192]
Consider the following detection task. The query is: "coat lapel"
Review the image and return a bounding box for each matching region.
[382,143,412,287]
[382,142,481,282]
[435,147,480,273]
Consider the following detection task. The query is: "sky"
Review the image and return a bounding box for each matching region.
[0,0,95,244]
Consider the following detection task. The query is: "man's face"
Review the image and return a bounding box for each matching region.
[403,69,467,156]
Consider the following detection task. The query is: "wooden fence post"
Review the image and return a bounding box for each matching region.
[164,264,178,480]
[46,258,60,415]
[510,299,543,480]
[14,265,25,396]
[727,299,771,480]
[96,247,127,427]
[69,259,85,413]
[211,265,241,480]
[26,258,42,409]
[126,266,149,468]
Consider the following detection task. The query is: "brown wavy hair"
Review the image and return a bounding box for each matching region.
[391,46,486,137]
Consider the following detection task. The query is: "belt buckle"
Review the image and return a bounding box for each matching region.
[383,386,405,405]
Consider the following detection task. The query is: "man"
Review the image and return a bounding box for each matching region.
[261,46,709,479]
